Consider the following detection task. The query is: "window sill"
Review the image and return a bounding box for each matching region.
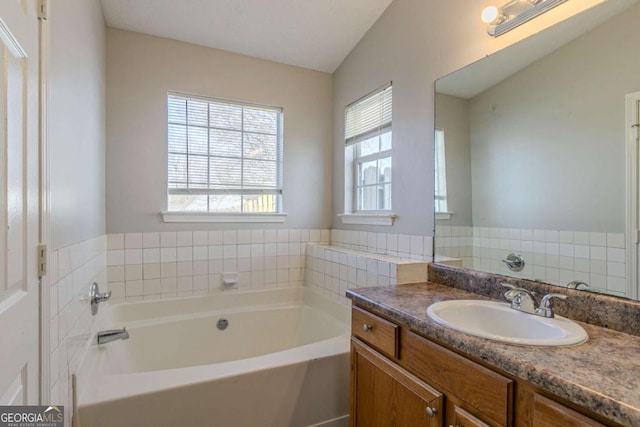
[162,212,288,223]
[338,213,396,226]
[435,212,453,220]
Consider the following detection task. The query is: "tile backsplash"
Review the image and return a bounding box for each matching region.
[48,235,107,426]
[305,243,430,306]
[435,225,628,297]
[106,229,330,302]
[330,229,434,260]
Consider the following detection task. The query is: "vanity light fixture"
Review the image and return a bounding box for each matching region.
[482,0,568,37]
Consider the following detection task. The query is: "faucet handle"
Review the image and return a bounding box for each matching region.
[536,293,567,318]
[500,282,534,301]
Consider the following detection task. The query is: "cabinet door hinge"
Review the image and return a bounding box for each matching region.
[37,0,47,20]
[38,243,47,277]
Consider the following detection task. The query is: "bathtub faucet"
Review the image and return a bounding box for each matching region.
[96,327,129,345]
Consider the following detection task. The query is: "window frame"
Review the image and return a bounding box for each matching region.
[342,84,395,224]
[163,91,287,223]
[434,127,451,219]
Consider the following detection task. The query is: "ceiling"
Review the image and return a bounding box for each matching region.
[99,0,394,73]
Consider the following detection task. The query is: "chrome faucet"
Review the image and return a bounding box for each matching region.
[96,327,129,345]
[567,280,590,291]
[500,283,567,318]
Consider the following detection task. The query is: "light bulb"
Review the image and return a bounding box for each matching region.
[481,6,500,24]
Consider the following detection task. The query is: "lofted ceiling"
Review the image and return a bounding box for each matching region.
[99,0,394,73]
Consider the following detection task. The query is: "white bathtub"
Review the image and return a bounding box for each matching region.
[75,288,351,427]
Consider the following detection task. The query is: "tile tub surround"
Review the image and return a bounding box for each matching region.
[429,263,640,337]
[106,229,330,302]
[330,229,433,261]
[47,235,107,426]
[305,244,429,306]
[346,282,640,426]
[435,225,628,297]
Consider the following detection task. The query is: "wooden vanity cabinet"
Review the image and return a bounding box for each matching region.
[351,339,443,427]
[350,305,614,427]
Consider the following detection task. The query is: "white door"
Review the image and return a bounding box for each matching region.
[0,1,41,405]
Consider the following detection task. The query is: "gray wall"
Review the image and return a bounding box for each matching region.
[469,4,640,232]
[330,0,605,236]
[435,93,472,226]
[105,29,333,233]
[50,0,106,249]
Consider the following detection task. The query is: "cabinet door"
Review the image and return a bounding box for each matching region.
[351,339,443,427]
[532,394,606,427]
[450,405,492,427]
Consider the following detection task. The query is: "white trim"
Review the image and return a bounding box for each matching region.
[338,213,396,226]
[38,5,50,404]
[435,212,453,220]
[162,211,287,223]
[626,91,640,300]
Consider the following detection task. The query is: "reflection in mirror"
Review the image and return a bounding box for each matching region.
[434,0,640,299]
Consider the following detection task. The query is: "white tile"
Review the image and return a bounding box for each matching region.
[160,232,177,248]
[607,262,626,278]
[265,229,277,243]
[193,231,208,246]
[590,260,606,275]
[125,249,142,265]
[545,230,559,243]
[607,247,625,263]
[574,258,590,273]
[277,229,289,243]
[410,235,423,255]
[590,232,607,247]
[223,245,237,259]
[143,248,160,264]
[176,231,193,247]
[208,231,223,245]
[251,229,264,244]
[237,244,251,258]
[574,245,589,259]
[607,276,627,293]
[125,265,143,281]
[125,280,144,297]
[387,234,398,252]
[193,246,208,261]
[533,229,545,241]
[223,230,237,245]
[398,235,410,253]
[590,246,606,261]
[107,250,124,266]
[237,230,251,244]
[573,232,589,245]
[177,261,193,277]
[376,233,386,251]
[160,248,177,263]
[289,229,301,243]
[142,232,160,248]
[558,231,573,244]
[107,234,124,250]
[124,233,142,249]
[606,233,625,249]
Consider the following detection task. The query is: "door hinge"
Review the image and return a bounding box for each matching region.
[38,243,47,277]
[37,0,47,20]
[636,229,640,244]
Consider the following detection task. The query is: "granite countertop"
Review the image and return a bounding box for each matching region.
[347,282,640,426]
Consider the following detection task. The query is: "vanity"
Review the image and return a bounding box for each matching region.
[347,265,640,427]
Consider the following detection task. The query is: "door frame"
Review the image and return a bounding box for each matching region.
[38,0,50,404]
[625,91,640,300]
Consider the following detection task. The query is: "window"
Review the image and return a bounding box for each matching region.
[345,84,392,213]
[434,128,448,213]
[167,93,283,214]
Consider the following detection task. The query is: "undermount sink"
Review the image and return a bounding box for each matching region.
[426,300,588,347]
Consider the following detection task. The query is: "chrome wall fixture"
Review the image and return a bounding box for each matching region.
[481,0,568,37]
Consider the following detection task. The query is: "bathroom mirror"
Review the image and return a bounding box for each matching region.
[433,0,640,299]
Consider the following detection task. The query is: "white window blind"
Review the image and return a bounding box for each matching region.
[345,83,392,212]
[345,84,392,146]
[167,92,283,213]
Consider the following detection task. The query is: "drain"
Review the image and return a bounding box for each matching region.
[217,318,229,330]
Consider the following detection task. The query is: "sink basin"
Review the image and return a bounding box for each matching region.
[426,300,588,347]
